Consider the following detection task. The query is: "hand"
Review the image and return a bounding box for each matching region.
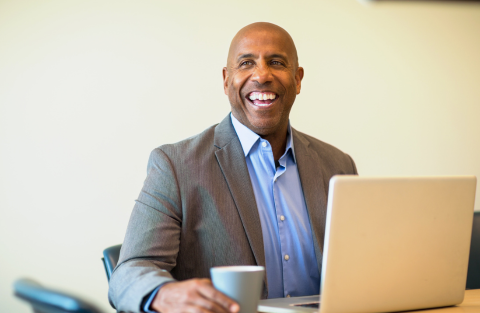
[151,278,240,313]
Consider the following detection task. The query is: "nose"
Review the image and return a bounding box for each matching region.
[251,63,273,85]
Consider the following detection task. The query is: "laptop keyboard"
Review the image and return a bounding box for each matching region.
[292,302,320,308]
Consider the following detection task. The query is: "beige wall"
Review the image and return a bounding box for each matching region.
[1,1,479,312]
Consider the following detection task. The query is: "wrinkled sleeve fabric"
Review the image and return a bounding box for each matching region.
[108,148,182,313]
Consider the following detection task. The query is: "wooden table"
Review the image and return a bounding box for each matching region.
[118,290,480,313]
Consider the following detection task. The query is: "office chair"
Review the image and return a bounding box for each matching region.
[13,278,104,313]
[102,244,122,281]
[467,211,480,289]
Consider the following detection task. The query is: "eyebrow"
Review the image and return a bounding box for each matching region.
[236,53,289,63]
[237,53,256,62]
[269,54,288,61]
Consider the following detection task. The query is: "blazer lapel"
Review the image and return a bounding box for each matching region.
[292,129,329,272]
[213,115,266,271]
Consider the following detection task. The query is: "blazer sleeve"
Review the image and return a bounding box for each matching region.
[108,148,182,313]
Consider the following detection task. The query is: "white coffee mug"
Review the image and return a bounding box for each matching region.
[210,266,265,313]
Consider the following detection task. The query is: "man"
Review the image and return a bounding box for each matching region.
[109,22,357,313]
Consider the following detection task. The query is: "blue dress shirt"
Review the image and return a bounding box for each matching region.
[231,114,320,298]
[143,115,320,311]
[143,286,161,313]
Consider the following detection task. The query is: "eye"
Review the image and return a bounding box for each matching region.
[271,60,284,66]
[240,60,253,67]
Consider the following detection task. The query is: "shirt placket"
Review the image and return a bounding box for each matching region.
[273,155,290,297]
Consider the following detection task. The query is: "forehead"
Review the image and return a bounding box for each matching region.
[231,29,295,61]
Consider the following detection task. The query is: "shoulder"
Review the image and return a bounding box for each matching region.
[158,124,218,155]
[293,128,345,156]
[149,114,238,164]
[293,128,357,173]
[149,123,219,166]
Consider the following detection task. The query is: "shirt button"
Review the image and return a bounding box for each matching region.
[284,254,290,261]
[261,142,267,148]
[280,215,285,221]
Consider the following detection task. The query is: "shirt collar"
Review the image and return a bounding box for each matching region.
[230,113,296,163]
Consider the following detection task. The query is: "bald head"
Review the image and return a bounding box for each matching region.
[227,22,299,69]
[222,22,304,142]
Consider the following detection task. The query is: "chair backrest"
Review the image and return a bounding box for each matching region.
[102,244,122,281]
[467,211,480,289]
[13,278,104,313]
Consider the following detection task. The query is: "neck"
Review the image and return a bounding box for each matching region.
[260,126,288,161]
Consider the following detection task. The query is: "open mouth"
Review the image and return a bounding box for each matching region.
[246,92,278,107]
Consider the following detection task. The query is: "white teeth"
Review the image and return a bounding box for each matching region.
[248,92,276,101]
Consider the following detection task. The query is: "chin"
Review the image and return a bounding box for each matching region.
[249,122,282,136]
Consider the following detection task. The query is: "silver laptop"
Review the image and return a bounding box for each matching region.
[258,176,477,313]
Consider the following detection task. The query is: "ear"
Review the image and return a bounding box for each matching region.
[223,67,229,95]
[295,67,304,94]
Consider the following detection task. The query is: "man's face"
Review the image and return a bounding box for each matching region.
[223,28,304,137]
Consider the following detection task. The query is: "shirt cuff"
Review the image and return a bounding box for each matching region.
[143,282,173,313]
[143,286,161,313]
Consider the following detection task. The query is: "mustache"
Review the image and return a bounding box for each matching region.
[251,81,272,88]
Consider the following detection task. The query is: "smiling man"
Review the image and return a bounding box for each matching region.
[224,23,302,162]
[108,22,357,313]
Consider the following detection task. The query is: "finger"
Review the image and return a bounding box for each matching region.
[184,304,218,313]
[187,295,232,313]
[196,281,240,313]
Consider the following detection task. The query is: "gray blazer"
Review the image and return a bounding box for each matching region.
[108,114,358,313]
